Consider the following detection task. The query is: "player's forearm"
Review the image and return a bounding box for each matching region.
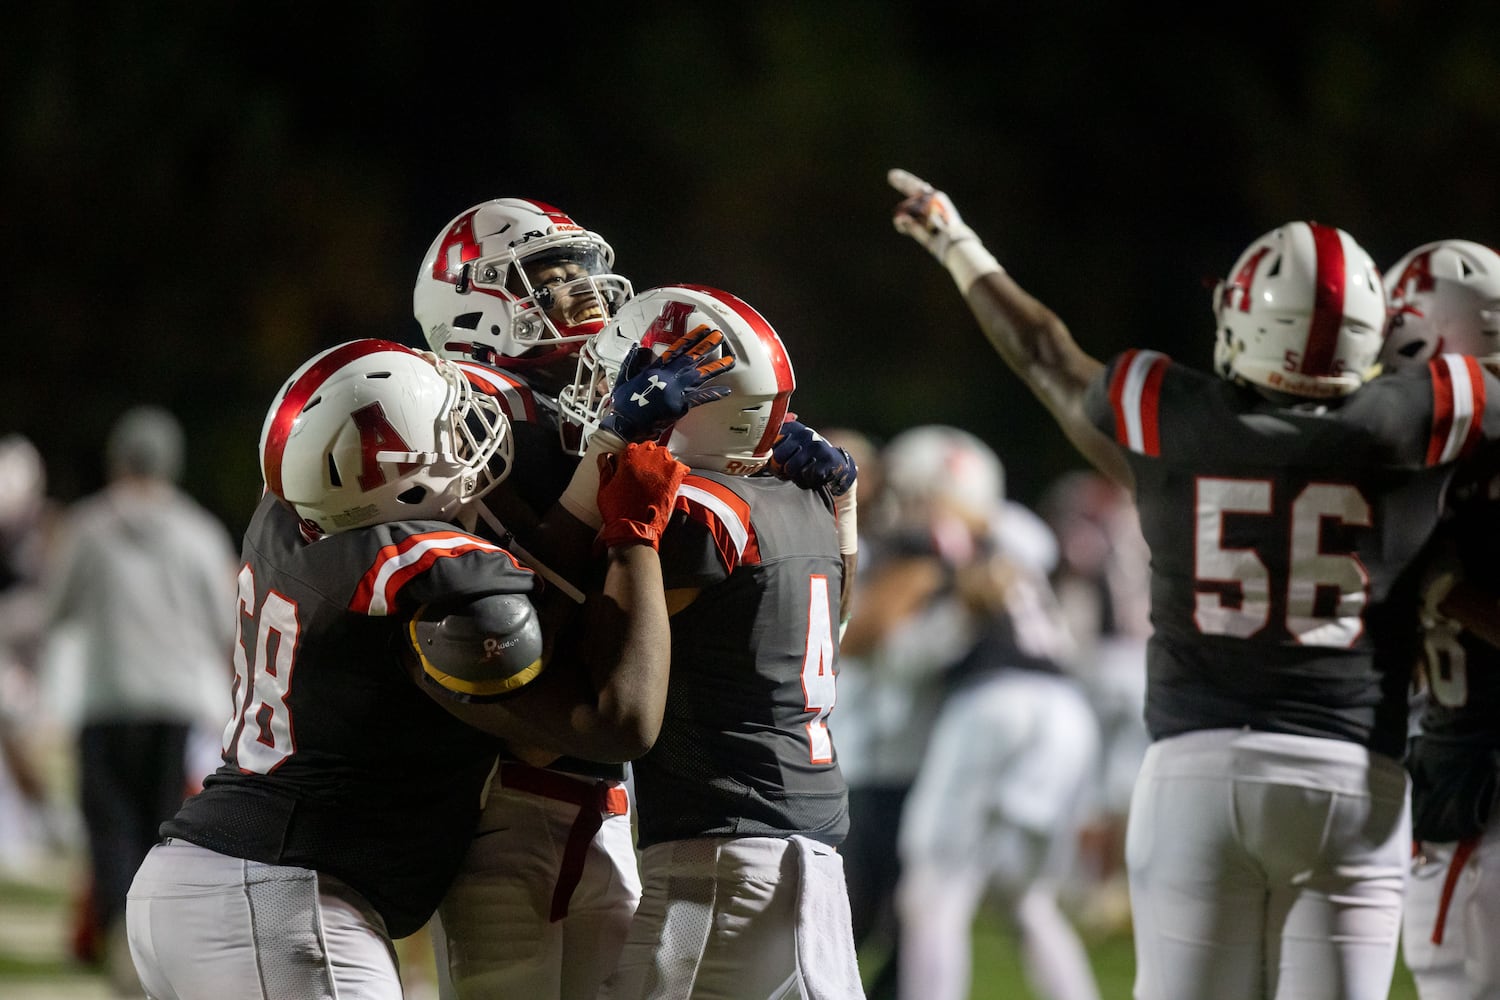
[572,544,671,760]
[966,272,1135,489]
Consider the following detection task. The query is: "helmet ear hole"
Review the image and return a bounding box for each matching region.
[327,454,342,488]
[396,485,428,506]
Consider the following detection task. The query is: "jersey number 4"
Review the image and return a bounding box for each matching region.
[222,564,300,773]
[802,574,838,764]
[1194,477,1372,648]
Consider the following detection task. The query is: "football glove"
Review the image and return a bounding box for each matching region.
[769,419,857,497]
[596,441,688,551]
[888,168,1002,292]
[889,168,978,262]
[600,324,736,444]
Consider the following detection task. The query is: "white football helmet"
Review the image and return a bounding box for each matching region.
[1380,239,1500,371]
[413,198,633,371]
[1212,221,1385,398]
[558,285,796,475]
[880,424,1005,526]
[259,339,512,536]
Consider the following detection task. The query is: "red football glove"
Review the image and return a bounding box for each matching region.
[596,441,688,551]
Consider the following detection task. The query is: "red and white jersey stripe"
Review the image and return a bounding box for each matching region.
[1426,353,1488,466]
[351,530,514,616]
[1107,348,1171,457]
[675,474,760,571]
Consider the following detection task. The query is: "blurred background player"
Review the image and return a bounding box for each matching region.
[563,285,863,1000]
[1037,468,1151,932]
[1380,239,1500,1000]
[44,405,238,996]
[0,434,65,881]
[875,426,1103,1000]
[126,339,690,1000]
[834,425,994,999]
[889,167,1500,1000]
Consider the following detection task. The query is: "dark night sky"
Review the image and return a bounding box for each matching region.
[7,2,1500,535]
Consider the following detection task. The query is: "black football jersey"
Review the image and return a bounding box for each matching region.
[1413,454,1500,752]
[163,493,538,939]
[453,360,622,781]
[633,471,849,849]
[1084,351,1500,758]
[455,361,581,532]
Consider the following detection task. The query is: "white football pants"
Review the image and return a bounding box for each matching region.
[895,670,1102,1000]
[435,765,640,1000]
[1127,728,1409,1000]
[127,838,402,1000]
[1403,793,1500,1000]
[602,834,865,1000]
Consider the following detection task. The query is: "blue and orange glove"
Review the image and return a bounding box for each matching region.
[600,325,736,444]
[769,418,857,497]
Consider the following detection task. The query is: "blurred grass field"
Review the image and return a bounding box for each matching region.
[863,907,1420,999]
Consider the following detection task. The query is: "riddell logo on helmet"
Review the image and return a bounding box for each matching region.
[1264,370,1346,398]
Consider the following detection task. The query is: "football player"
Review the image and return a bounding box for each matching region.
[1037,468,1151,934]
[562,285,864,1000]
[870,426,1104,1000]
[124,340,691,1000]
[413,201,856,999]
[1381,239,1500,1000]
[888,169,1500,1000]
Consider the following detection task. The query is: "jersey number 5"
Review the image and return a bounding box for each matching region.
[222,564,301,773]
[1194,477,1371,648]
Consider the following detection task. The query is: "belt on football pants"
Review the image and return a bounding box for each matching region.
[496,762,630,922]
[1425,834,1481,945]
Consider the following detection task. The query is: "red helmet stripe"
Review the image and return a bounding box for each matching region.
[516,199,576,229]
[263,339,412,499]
[1302,223,1346,376]
[680,285,796,457]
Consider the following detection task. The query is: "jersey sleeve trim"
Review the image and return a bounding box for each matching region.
[1107,349,1170,456]
[676,476,759,570]
[1427,354,1488,466]
[456,360,538,425]
[351,530,514,616]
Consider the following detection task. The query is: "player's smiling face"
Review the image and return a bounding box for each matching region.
[524,258,607,335]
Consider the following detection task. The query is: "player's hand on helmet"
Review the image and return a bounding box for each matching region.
[600,325,736,444]
[888,168,979,264]
[596,441,688,551]
[769,418,857,497]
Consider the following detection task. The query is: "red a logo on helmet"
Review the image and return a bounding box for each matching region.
[1392,251,1438,303]
[351,403,419,491]
[1224,247,1273,313]
[643,301,697,350]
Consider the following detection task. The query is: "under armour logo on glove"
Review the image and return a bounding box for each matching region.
[600,324,736,443]
[628,374,668,409]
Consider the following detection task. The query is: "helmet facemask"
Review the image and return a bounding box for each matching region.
[415,199,634,376]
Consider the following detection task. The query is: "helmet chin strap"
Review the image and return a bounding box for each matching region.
[472,504,586,605]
